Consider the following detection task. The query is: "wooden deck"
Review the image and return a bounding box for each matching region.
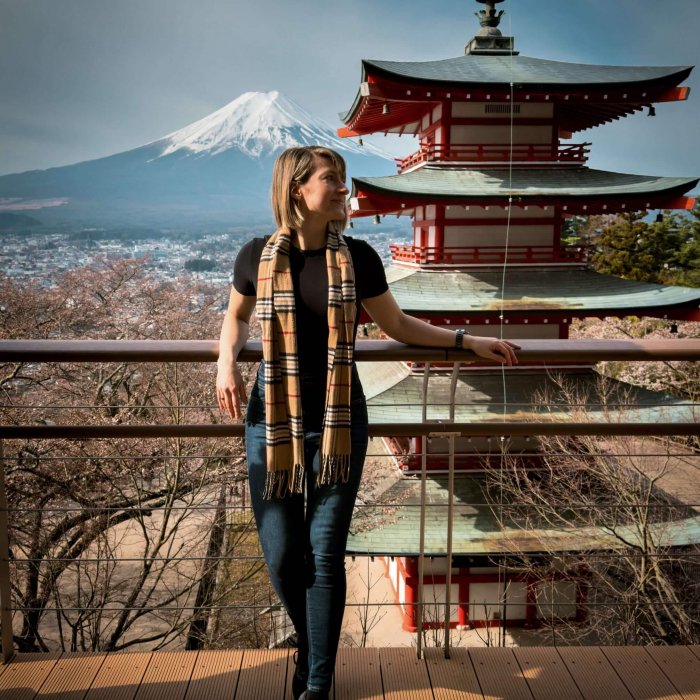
[1,645,699,699]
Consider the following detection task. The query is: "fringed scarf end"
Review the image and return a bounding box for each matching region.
[263,463,305,500]
[319,452,351,486]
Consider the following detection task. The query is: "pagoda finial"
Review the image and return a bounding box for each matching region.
[475,0,505,31]
[466,0,518,56]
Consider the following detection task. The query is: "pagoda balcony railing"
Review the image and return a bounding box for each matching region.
[390,244,589,266]
[1,339,700,664]
[396,142,591,171]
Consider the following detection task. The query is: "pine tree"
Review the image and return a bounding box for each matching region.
[675,203,700,287]
[591,210,699,286]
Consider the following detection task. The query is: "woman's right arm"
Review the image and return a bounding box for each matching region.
[216,288,256,419]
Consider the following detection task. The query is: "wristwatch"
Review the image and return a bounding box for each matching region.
[454,328,469,349]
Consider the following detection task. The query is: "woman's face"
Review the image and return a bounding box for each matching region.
[295,157,349,224]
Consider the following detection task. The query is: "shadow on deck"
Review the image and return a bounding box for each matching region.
[1,645,699,699]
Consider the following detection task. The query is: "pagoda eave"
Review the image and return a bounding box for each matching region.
[384,268,700,320]
[359,56,692,92]
[349,167,698,217]
[338,58,693,135]
[405,306,700,323]
[350,192,696,218]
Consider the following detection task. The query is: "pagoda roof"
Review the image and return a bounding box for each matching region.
[348,367,700,555]
[347,474,700,556]
[360,55,692,91]
[383,267,700,317]
[339,55,693,135]
[351,166,698,205]
[357,365,694,423]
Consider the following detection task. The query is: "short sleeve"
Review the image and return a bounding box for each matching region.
[233,239,263,296]
[352,238,389,300]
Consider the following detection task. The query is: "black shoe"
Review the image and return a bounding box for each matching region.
[292,649,308,700]
[298,691,329,700]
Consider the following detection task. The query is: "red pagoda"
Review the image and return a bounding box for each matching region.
[340,0,700,631]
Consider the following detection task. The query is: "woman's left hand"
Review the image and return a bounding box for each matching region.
[468,336,521,366]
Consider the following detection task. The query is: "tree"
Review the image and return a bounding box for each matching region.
[1,258,269,652]
[571,317,700,407]
[591,208,700,287]
[486,375,700,645]
[675,203,700,287]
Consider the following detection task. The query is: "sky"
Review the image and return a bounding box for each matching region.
[1,0,699,182]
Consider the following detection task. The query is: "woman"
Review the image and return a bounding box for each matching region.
[216,146,518,700]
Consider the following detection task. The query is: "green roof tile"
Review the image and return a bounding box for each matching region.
[362,55,692,87]
[347,475,700,556]
[383,268,700,314]
[356,367,698,425]
[353,166,698,200]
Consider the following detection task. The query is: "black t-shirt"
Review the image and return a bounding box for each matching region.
[233,233,388,377]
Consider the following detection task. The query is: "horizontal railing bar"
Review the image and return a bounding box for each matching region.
[8,551,700,563]
[6,501,699,513]
[6,401,699,409]
[9,600,700,612]
[2,422,698,439]
[2,338,700,363]
[0,451,697,460]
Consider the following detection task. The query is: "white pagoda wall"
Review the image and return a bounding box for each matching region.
[443,224,555,247]
[450,102,554,147]
[451,124,553,145]
[442,205,558,248]
[469,580,528,622]
[535,580,578,619]
[378,557,581,629]
[423,583,460,624]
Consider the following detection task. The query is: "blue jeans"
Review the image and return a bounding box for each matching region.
[245,366,368,694]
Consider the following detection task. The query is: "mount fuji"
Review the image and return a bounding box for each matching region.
[0,91,395,227]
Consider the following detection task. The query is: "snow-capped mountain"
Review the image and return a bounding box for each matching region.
[0,91,394,227]
[156,91,384,159]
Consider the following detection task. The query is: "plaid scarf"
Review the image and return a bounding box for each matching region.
[257,227,356,499]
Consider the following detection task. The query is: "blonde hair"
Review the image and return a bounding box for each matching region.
[271,146,348,232]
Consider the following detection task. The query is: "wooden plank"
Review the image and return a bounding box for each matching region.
[134,650,198,700]
[36,652,107,699]
[84,652,153,700]
[234,649,287,700]
[469,647,533,700]
[334,647,383,700]
[556,647,633,700]
[514,647,583,700]
[0,653,62,700]
[600,646,684,700]
[423,647,482,700]
[186,650,244,700]
[379,647,433,700]
[644,646,700,700]
[689,646,700,662]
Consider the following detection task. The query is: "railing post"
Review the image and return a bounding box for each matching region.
[416,362,431,659]
[0,440,15,663]
[443,363,460,659]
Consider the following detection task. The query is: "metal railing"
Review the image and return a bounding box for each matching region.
[396,142,592,171]
[1,338,700,662]
[389,244,589,267]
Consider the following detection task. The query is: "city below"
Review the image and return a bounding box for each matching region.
[0,223,411,289]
